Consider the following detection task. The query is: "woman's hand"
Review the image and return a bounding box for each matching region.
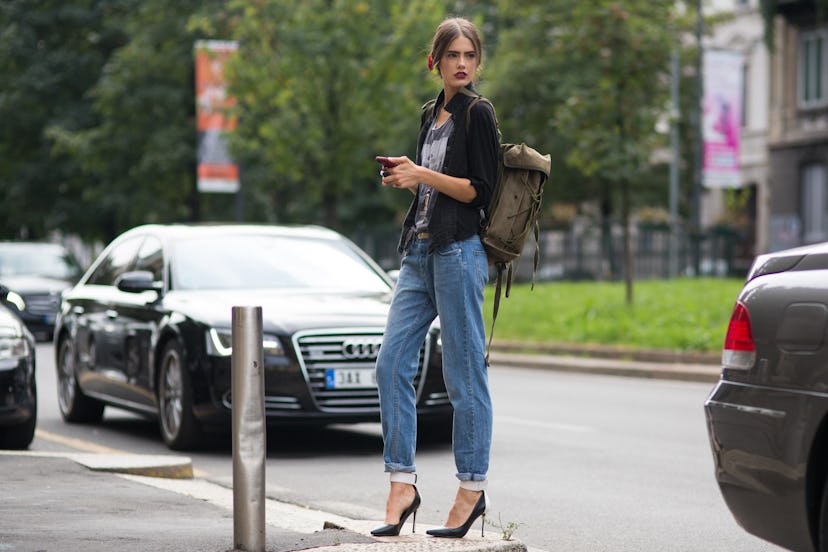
[380,155,477,203]
[380,156,422,193]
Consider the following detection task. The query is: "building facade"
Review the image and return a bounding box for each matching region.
[767,0,828,251]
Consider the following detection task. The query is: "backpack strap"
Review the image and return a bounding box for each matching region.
[485,260,514,366]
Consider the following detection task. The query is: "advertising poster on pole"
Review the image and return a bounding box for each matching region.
[195,40,239,193]
[702,50,743,188]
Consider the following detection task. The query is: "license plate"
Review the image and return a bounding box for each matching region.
[325,368,377,389]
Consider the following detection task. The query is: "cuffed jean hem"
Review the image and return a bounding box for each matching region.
[456,472,487,482]
[384,463,416,474]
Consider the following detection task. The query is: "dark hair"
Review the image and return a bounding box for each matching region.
[429,17,483,76]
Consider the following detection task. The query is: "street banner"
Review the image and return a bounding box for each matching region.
[195,40,239,193]
[702,50,743,188]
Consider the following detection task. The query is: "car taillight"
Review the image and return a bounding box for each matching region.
[722,301,756,370]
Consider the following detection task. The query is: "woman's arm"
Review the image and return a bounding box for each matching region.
[380,159,476,203]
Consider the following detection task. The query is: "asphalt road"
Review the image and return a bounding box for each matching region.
[30,342,784,552]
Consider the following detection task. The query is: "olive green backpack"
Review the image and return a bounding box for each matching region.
[423,88,551,360]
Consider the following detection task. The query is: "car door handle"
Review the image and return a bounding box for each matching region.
[106,309,118,319]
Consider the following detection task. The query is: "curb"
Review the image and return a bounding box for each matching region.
[313,521,527,551]
[489,351,721,384]
[490,340,720,365]
[130,475,529,551]
[0,450,193,479]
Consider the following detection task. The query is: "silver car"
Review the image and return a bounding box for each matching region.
[705,241,828,552]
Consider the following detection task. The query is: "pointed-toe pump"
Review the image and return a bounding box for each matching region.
[371,486,422,537]
[426,490,489,539]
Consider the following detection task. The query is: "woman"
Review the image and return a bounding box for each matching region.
[371,16,499,539]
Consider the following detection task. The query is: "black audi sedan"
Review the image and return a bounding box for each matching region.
[705,241,828,552]
[54,224,450,450]
[0,285,37,450]
[0,242,84,340]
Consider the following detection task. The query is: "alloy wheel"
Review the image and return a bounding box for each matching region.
[57,339,76,416]
[160,348,184,440]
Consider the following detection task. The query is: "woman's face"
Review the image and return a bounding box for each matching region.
[439,35,478,92]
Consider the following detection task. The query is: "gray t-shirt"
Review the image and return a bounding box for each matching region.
[413,117,454,234]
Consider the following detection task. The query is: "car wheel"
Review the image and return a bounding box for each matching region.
[0,384,36,450]
[56,337,104,423]
[157,339,201,450]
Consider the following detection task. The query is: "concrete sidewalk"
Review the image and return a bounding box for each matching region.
[0,450,528,552]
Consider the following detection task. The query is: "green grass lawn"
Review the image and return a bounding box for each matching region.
[483,278,746,353]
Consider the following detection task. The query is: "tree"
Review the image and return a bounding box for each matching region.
[554,1,680,303]
[0,0,132,240]
[487,2,694,286]
[225,0,446,232]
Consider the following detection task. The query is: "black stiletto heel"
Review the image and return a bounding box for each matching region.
[371,486,422,537]
[426,490,489,539]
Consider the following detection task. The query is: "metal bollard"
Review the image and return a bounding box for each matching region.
[231,306,266,552]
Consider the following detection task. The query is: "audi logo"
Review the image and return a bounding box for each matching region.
[341,337,383,360]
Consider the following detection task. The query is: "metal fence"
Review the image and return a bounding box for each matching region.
[351,222,750,282]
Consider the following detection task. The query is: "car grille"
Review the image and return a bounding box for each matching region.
[222,392,301,412]
[294,329,429,411]
[22,292,60,316]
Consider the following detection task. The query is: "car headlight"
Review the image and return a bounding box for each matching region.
[5,291,26,312]
[0,335,29,361]
[206,328,285,357]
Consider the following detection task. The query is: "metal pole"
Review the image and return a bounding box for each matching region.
[693,0,705,276]
[669,49,680,278]
[232,306,265,552]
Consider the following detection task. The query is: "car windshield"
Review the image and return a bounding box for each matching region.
[0,244,82,281]
[171,234,391,293]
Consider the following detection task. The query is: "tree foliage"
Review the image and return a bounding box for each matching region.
[226,0,446,231]
[555,1,681,301]
[0,0,703,263]
[52,0,230,241]
[490,1,688,300]
[552,2,676,183]
[0,0,132,240]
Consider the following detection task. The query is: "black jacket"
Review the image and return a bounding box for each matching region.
[397,85,499,254]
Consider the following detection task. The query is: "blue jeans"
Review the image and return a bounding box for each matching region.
[376,235,492,482]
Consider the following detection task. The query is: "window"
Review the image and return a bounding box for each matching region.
[799,30,828,109]
[801,163,828,243]
[134,237,164,283]
[86,237,143,286]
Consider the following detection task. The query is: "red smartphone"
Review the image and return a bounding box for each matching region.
[375,156,398,168]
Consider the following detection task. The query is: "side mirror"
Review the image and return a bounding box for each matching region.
[115,271,162,294]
